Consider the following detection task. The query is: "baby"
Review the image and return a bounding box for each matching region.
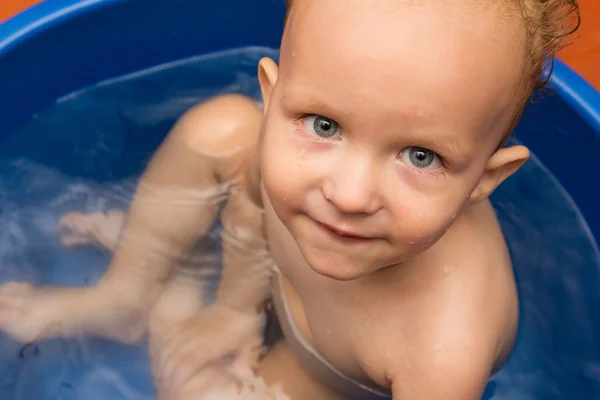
[0,0,580,399]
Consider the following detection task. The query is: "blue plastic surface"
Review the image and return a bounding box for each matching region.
[0,0,599,399]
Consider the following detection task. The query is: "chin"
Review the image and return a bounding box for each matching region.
[298,244,377,281]
[309,263,369,281]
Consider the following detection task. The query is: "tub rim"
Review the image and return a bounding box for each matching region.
[1,0,599,135]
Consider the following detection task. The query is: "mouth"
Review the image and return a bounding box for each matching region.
[313,220,377,243]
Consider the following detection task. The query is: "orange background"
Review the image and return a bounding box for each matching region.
[1,0,599,90]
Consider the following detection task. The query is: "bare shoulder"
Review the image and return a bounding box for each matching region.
[370,201,517,398]
[450,199,519,354]
[170,94,264,155]
[380,290,504,399]
[416,201,519,367]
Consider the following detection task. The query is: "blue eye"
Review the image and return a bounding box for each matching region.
[303,115,340,138]
[402,147,442,169]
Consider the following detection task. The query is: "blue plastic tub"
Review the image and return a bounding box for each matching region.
[0,1,599,399]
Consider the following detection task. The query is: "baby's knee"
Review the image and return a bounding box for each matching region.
[171,93,264,155]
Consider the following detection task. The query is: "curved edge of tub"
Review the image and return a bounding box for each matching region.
[550,60,600,136]
[0,0,122,53]
[1,0,598,140]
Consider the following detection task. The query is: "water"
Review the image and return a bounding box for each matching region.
[487,155,600,399]
[0,46,597,399]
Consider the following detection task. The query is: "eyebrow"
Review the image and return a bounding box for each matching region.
[280,87,345,119]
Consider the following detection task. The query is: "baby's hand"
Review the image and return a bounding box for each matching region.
[155,303,263,390]
[200,375,291,400]
[172,368,289,400]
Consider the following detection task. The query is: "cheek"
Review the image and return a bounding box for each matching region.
[388,191,465,248]
[261,121,306,214]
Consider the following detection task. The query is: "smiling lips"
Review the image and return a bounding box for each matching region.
[313,219,377,243]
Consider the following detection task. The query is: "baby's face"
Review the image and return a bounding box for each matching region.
[261,0,527,280]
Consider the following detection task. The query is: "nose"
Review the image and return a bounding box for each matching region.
[321,155,382,215]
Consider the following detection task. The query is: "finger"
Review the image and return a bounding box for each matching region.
[169,351,217,389]
[159,310,262,385]
[227,355,256,382]
[158,313,221,377]
[161,324,247,387]
[158,326,206,385]
[178,365,235,399]
[158,325,201,378]
[237,340,262,369]
[160,330,222,387]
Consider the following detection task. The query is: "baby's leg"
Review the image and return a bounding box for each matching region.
[0,209,139,343]
[0,94,258,347]
[256,341,349,400]
[0,95,250,344]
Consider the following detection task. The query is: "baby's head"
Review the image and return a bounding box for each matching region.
[258,0,580,280]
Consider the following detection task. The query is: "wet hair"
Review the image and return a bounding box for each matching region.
[283,0,581,138]
[520,0,581,91]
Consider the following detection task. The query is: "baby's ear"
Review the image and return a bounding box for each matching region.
[258,57,279,114]
[468,145,530,204]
